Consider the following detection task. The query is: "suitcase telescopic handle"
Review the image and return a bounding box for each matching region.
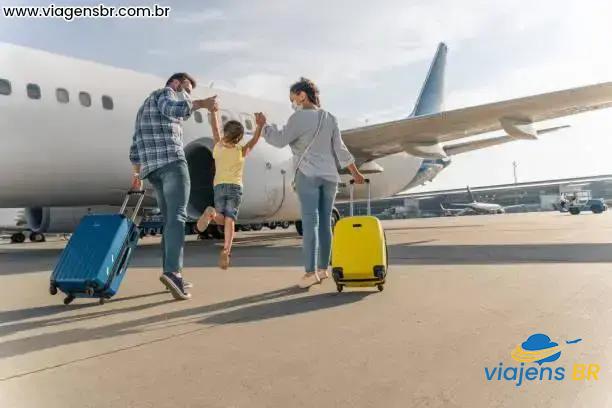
[349,179,371,216]
[120,190,146,221]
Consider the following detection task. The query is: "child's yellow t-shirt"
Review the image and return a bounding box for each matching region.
[213,143,244,186]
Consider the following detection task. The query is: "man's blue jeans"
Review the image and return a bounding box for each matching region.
[147,160,190,274]
[295,171,337,273]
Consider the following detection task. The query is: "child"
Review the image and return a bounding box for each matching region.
[197,105,263,269]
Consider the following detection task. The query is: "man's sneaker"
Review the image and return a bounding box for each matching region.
[196,207,216,233]
[298,272,320,289]
[219,249,230,270]
[164,280,192,291]
[160,273,192,300]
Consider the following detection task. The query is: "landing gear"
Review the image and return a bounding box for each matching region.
[251,223,263,231]
[295,220,303,236]
[210,225,224,240]
[29,232,46,243]
[63,295,75,305]
[10,232,26,244]
[268,223,277,230]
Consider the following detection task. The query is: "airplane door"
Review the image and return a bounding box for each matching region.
[263,159,288,219]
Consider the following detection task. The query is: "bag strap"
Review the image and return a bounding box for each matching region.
[293,110,326,182]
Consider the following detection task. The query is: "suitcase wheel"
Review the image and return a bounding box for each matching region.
[63,295,75,305]
[336,284,344,293]
[49,284,58,296]
[377,284,384,292]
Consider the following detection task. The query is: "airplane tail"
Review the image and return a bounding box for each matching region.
[411,42,447,117]
[467,186,475,202]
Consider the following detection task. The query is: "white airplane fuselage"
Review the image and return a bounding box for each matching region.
[0,44,432,231]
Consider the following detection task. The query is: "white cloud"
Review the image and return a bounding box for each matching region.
[146,49,168,56]
[199,40,248,53]
[173,9,225,24]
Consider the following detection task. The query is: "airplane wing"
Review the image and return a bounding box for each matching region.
[342,82,612,162]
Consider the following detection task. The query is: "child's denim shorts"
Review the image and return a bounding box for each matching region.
[214,183,243,220]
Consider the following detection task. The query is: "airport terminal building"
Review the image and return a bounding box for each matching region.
[337,174,612,218]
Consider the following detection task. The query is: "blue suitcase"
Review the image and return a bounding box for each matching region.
[49,191,145,305]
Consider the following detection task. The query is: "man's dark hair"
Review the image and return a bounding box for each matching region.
[223,120,245,144]
[290,77,320,106]
[166,72,197,89]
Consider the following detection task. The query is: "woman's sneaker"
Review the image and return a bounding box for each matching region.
[160,273,192,300]
[316,269,330,281]
[298,272,321,289]
[196,206,216,233]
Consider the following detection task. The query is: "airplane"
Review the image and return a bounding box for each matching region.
[1,41,612,240]
[440,186,525,215]
[0,207,34,243]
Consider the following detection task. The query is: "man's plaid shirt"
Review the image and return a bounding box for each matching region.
[129,87,193,178]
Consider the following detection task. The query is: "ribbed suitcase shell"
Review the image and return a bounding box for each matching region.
[51,214,138,299]
[331,215,387,287]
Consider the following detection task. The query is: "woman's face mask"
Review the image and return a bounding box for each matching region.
[291,100,303,111]
[290,92,305,111]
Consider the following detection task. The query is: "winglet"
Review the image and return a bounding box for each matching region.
[411,42,447,117]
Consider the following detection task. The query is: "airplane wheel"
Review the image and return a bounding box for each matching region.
[377,284,384,292]
[11,232,26,244]
[64,295,75,305]
[281,222,290,229]
[49,284,58,295]
[99,298,106,305]
[30,232,46,243]
[295,221,303,236]
[336,284,344,293]
[251,223,263,231]
[268,223,277,230]
[209,225,224,240]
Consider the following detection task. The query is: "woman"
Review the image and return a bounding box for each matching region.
[255,77,365,288]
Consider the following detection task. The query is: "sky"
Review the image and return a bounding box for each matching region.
[1,0,612,192]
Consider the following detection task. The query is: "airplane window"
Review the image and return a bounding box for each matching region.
[27,83,41,100]
[101,95,113,110]
[79,92,91,107]
[56,88,69,104]
[244,119,253,131]
[194,111,203,123]
[0,79,10,95]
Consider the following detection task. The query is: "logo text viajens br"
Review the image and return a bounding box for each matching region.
[484,333,600,387]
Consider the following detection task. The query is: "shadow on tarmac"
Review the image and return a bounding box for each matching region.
[0,286,370,359]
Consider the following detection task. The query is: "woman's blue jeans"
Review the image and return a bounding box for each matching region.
[295,171,338,273]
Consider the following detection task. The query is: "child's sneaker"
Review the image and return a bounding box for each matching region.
[219,249,230,270]
[196,206,216,233]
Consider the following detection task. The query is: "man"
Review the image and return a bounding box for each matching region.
[130,73,217,300]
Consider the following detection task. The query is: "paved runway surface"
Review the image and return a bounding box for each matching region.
[1,212,611,407]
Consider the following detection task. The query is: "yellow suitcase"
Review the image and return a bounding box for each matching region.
[331,180,387,292]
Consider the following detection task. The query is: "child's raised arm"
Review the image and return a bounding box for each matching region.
[207,101,221,143]
[243,120,263,157]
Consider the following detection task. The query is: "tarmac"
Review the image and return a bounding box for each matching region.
[1,212,612,407]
